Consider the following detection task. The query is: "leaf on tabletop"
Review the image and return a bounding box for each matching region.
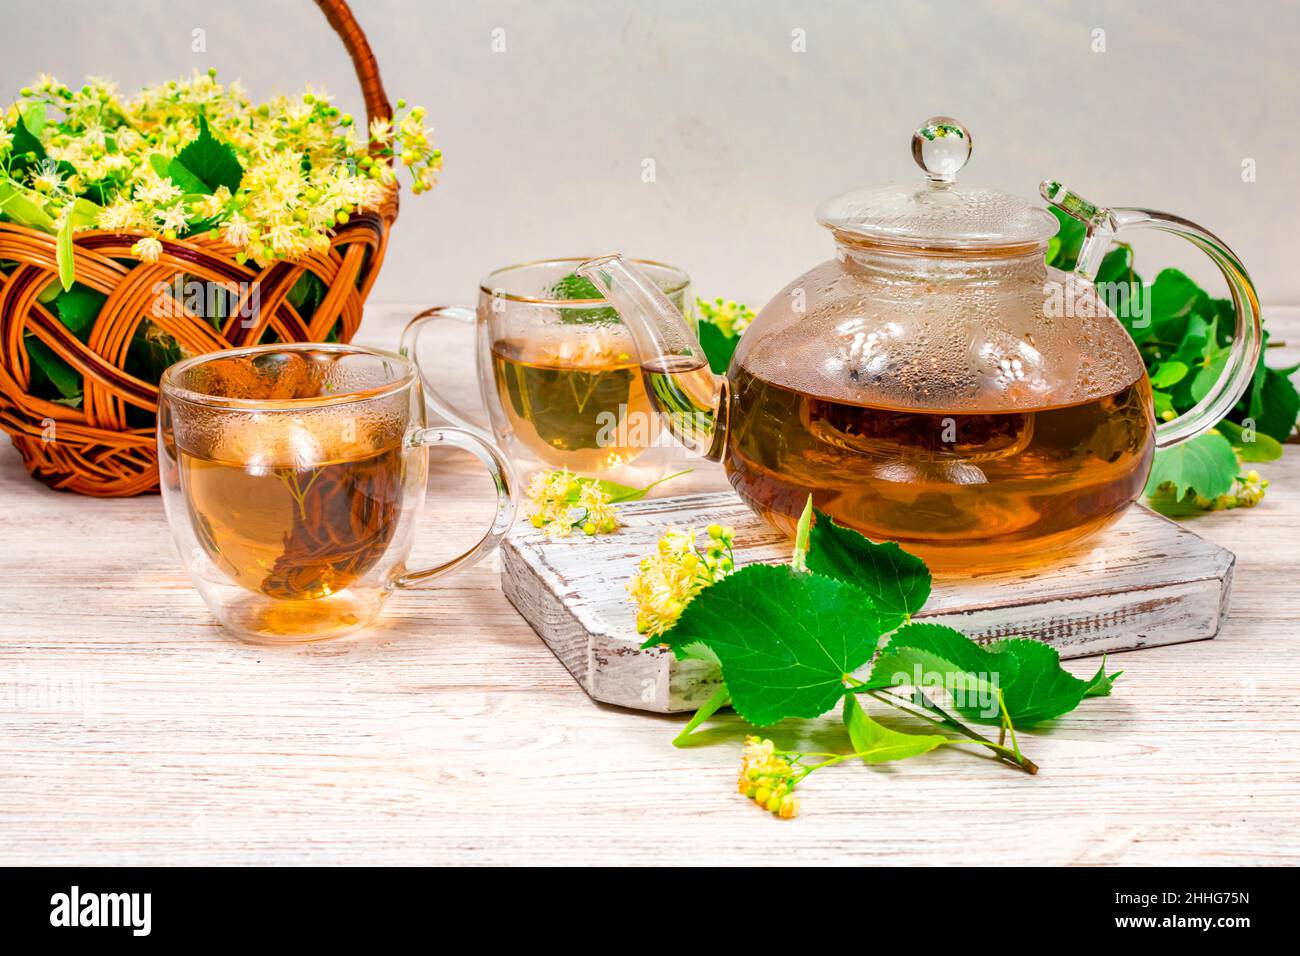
[1082,660,1122,698]
[1143,432,1239,500]
[650,563,889,726]
[867,623,1110,726]
[1215,419,1283,463]
[842,692,947,764]
[805,508,930,627]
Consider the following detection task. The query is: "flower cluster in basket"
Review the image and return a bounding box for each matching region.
[0,49,433,495]
[2,70,438,277]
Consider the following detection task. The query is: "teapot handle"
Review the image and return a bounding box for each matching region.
[1041,181,1262,450]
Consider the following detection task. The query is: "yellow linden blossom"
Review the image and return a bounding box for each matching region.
[1193,469,1269,510]
[627,522,734,637]
[696,296,755,338]
[524,468,619,539]
[739,737,801,819]
[1,71,443,270]
[129,236,163,263]
[539,327,633,369]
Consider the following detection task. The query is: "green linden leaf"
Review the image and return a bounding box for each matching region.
[1149,268,1210,344]
[546,272,619,325]
[867,622,1006,700]
[650,563,889,726]
[24,336,82,403]
[9,116,47,176]
[174,115,243,194]
[0,179,55,231]
[1190,350,1230,404]
[1082,660,1122,698]
[52,285,107,340]
[1149,360,1189,389]
[791,495,813,573]
[566,469,691,505]
[1248,365,1300,443]
[868,623,1115,726]
[842,693,947,764]
[1045,206,1085,269]
[698,320,739,375]
[805,508,930,627]
[165,156,212,196]
[1143,432,1239,500]
[55,213,74,291]
[1215,419,1283,463]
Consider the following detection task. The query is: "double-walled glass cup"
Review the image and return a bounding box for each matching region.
[400,258,692,486]
[158,343,517,643]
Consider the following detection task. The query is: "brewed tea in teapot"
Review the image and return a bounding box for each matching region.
[583,118,1261,570]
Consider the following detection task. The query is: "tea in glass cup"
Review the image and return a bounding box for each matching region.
[158,343,517,643]
[401,258,691,485]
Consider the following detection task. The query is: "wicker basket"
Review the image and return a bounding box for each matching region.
[0,0,398,496]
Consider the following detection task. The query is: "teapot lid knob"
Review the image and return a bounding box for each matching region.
[911,116,972,184]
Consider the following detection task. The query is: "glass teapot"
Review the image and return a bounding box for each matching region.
[578,118,1261,570]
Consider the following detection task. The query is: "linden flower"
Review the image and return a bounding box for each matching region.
[29,160,65,195]
[1193,469,1269,511]
[134,173,182,206]
[155,204,191,234]
[368,117,394,146]
[739,736,801,819]
[97,197,145,231]
[627,523,735,637]
[4,71,441,276]
[697,297,755,338]
[221,211,251,248]
[129,236,163,263]
[193,185,232,219]
[524,468,620,538]
[540,328,632,369]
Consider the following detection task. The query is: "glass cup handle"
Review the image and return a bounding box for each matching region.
[392,426,518,589]
[399,306,487,435]
[1041,181,1263,450]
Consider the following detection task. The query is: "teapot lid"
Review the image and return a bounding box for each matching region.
[815,117,1059,249]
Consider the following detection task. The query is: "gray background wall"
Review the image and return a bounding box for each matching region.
[6,0,1297,307]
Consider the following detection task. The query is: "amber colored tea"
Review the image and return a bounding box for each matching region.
[179,444,405,600]
[490,338,657,472]
[713,365,1155,569]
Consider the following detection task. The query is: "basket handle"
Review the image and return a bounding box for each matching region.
[314,0,392,130]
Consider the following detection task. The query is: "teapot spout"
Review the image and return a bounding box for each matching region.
[576,255,728,461]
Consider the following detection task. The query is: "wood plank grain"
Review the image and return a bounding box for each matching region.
[0,304,1295,865]
[502,495,1234,711]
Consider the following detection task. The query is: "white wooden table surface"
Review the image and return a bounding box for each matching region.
[1,306,1297,867]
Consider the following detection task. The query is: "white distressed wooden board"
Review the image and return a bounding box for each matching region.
[502,491,1235,713]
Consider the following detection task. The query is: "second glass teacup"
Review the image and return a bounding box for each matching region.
[158,343,517,643]
[401,258,692,485]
